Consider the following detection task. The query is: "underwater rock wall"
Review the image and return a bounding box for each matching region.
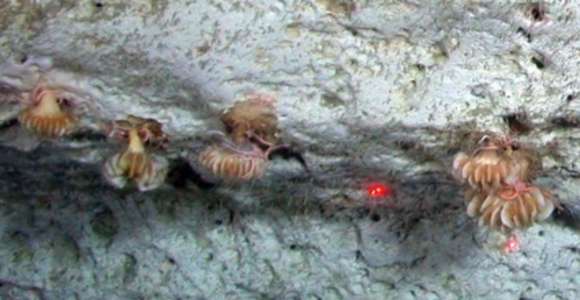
[0,1,580,299]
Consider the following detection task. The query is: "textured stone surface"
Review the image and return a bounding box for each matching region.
[0,1,580,299]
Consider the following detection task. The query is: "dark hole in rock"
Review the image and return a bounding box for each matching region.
[552,203,580,230]
[503,113,532,135]
[531,56,545,69]
[550,116,580,128]
[529,3,545,22]
[0,118,19,131]
[166,158,216,190]
[516,27,532,42]
[90,207,119,241]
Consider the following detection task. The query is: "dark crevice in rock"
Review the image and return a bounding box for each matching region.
[166,157,216,190]
[552,203,580,231]
[503,112,532,135]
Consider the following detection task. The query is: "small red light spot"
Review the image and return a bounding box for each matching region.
[503,235,520,254]
[367,182,392,198]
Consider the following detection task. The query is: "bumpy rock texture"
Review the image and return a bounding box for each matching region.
[1,1,580,299]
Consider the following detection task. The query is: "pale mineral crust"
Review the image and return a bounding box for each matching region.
[0,1,579,299]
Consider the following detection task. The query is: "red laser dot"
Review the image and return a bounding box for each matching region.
[504,235,520,254]
[367,182,392,198]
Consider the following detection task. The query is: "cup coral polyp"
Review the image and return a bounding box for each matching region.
[454,149,510,190]
[221,93,280,145]
[453,135,554,234]
[103,115,168,191]
[18,86,77,137]
[198,93,285,181]
[465,182,554,231]
[198,141,269,181]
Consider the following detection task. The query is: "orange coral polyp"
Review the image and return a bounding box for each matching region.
[454,148,511,189]
[221,94,279,145]
[455,137,551,234]
[465,184,554,231]
[18,88,76,137]
[198,144,268,181]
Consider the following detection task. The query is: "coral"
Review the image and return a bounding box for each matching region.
[105,114,168,148]
[196,93,298,182]
[453,149,510,190]
[452,136,538,189]
[465,183,554,231]
[453,135,553,234]
[103,115,169,191]
[198,141,269,181]
[17,85,77,137]
[197,130,308,182]
[221,93,280,145]
[0,57,97,139]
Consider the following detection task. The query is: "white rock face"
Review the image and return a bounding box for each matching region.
[0,1,580,299]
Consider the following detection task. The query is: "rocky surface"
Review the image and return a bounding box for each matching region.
[0,1,580,299]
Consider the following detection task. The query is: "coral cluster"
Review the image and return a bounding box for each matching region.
[2,55,302,190]
[198,93,288,181]
[0,55,172,192]
[103,115,169,191]
[453,136,554,232]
